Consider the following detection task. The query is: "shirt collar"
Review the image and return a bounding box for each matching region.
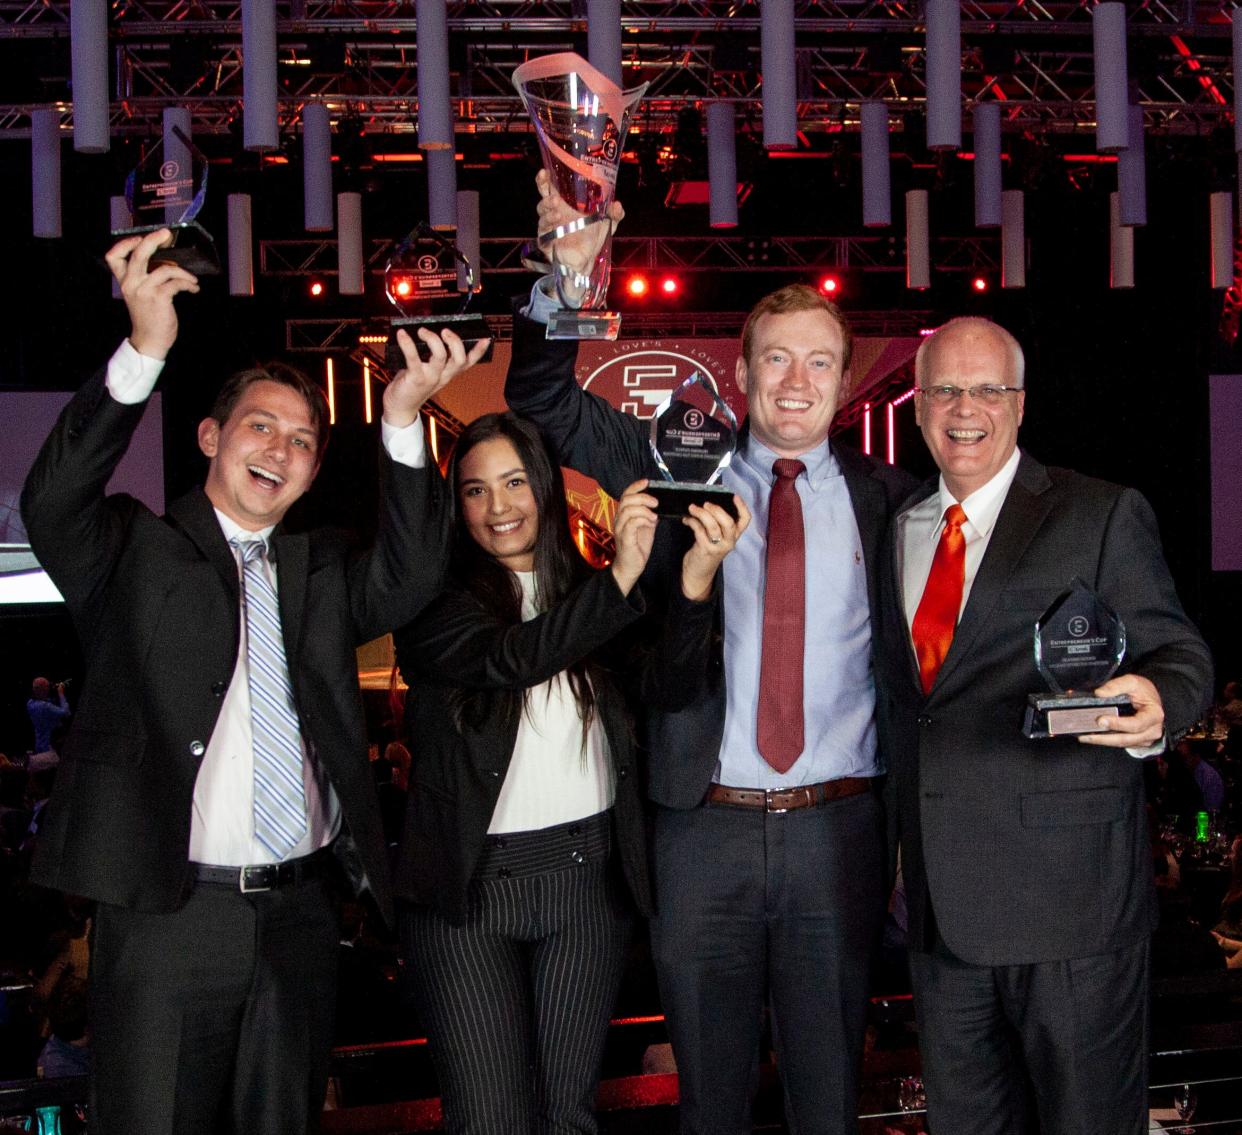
[742,433,838,489]
[214,508,277,550]
[932,446,1021,543]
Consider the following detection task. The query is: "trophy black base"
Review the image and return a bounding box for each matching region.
[648,481,738,520]
[1022,693,1135,739]
[111,220,221,277]
[546,310,622,341]
[385,314,495,371]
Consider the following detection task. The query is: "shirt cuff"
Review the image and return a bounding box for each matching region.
[1126,733,1168,759]
[105,339,165,404]
[521,278,558,325]
[381,417,427,468]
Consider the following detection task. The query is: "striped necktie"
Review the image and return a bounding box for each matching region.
[232,538,307,859]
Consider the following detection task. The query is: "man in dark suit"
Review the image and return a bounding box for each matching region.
[885,316,1212,1134]
[21,229,488,1134]
[504,174,916,1135]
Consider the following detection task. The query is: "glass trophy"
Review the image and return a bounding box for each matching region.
[648,373,739,519]
[113,126,221,276]
[384,223,493,373]
[512,53,647,340]
[1021,578,1135,739]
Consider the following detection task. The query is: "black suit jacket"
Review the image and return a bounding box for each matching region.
[392,568,718,924]
[504,307,917,808]
[881,452,1213,966]
[20,368,447,921]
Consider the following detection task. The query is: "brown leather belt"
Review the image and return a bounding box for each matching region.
[706,777,873,813]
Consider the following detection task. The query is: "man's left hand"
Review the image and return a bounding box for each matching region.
[1077,672,1165,749]
[382,326,492,428]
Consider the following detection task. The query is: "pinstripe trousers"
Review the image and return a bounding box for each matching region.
[400,811,632,1135]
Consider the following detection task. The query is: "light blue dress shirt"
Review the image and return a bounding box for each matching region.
[714,435,880,788]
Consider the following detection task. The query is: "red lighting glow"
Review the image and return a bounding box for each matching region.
[660,276,680,296]
[626,275,649,297]
[818,275,840,296]
[309,279,325,298]
[972,276,989,293]
[391,275,415,299]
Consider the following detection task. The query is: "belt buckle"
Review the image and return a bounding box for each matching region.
[764,789,789,815]
[239,864,277,893]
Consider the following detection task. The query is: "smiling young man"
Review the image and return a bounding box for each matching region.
[21,229,487,1135]
[885,317,1212,1135]
[502,172,918,1135]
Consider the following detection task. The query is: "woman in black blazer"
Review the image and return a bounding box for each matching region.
[393,412,747,1134]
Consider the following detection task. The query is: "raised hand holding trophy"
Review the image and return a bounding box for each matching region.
[1021,578,1136,739]
[113,126,220,277]
[513,53,647,340]
[384,223,493,373]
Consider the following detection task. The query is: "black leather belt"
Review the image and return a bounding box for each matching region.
[191,847,333,893]
[706,777,873,813]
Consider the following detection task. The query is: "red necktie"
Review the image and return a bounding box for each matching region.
[911,504,967,694]
[757,459,806,773]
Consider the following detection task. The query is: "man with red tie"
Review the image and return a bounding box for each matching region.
[885,316,1212,1134]
[505,174,917,1135]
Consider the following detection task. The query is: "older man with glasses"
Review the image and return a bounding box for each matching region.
[882,316,1213,1135]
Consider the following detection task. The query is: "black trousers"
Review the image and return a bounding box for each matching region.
[89,875,340,1135]
[908,932,1150,1135]
[648,790,886,1135]
[401,812,631,1135]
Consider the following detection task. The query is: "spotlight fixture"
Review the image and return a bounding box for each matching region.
[818,274,841,296]
[659,275,680,296]
[309,278,326,298]
[387,272,417,303]
[971,275,989,293]
[626,274,650,298]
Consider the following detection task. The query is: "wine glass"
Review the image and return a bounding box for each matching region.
[1173,1083,1197,1133]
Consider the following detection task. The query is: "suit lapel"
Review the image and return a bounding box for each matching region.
[835,444,887,609]
[270,531,310,663]
[167,489,241,602]
[929,453,1054,696]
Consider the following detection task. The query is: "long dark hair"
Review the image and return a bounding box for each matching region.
[445,412,599,745]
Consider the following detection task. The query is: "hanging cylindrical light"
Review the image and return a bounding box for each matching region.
[1117,104,1147,227]
[163,108,192,226]
[1092,2,1129,153]
[760,0,797,151]
[31,109,62,239]
[416,0,454,151]
[924,0,961,152]
[456,190,480,292]
[1210,190,1234,290]
[228,193,254,297]
[587,0,623,89]
[1109,192,1134,289]
[427,148,457,231]
[860,101,891,228]
[1001,190,1025,289]
[303,103,333,232]
[973,103,1002,228]
[906,189,930,290]
[242,0,278,151]
[338,191,364,296]
[707,102,739,229]
[70,0,109,154]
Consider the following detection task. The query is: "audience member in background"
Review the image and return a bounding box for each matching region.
[1215,835,1242,939]
[1177,737,1226,813]
[384,741,411,791]
[1217,679,1242,729]
[392,412,743,1134]
[26,678,69,756]
[36,975,91,1080]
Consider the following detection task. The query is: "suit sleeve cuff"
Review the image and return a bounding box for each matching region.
[106,339,165,404]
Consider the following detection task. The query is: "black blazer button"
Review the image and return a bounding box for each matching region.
[489,770,500,778]
[571,850,585,865]
[189,740,205,756]
[618,767,629,780]
[917,714,932,728]
[497,867,511,879]
[211,681,226,698]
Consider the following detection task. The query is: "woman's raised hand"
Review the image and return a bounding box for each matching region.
[609,480,659,596]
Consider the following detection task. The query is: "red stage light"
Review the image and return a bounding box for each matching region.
[391,275,416,299]
[972,276,989,293]
[627,275,649,297]
[818,275,840,296]
[660,276,680,296]
[309,279,325,298]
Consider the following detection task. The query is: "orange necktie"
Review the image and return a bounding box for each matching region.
[911,504,967,694]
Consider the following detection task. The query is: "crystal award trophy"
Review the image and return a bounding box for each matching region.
[648,373,739,519]
[1021,578,1135,739]
[512,53,647,340]
[384,223,493,373]
[113,126,220,276]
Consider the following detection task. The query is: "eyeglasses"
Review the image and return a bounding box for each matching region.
[917,384,1022,407]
